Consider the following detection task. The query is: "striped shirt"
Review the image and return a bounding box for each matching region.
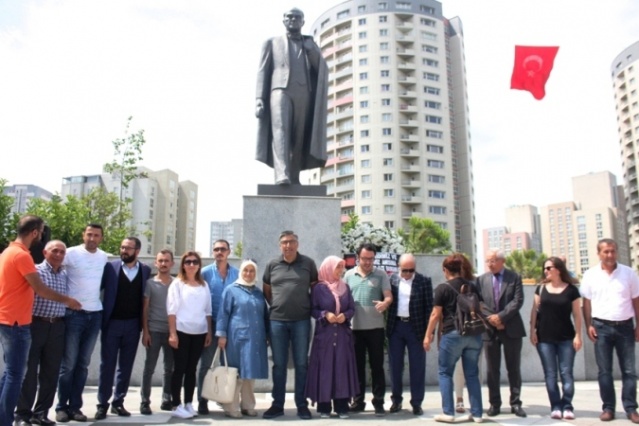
[34,260,68,318]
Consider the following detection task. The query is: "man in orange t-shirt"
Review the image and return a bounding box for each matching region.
[0,215,81,426]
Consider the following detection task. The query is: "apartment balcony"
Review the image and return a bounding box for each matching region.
[335,180,354,193]
[340,198,355,208]
[400,148,420,157]
[333,95,353,108]
[320,171,335,185]
[395,21,414,30]
[335,41,353,55]
[399,119,419,128]
[401,164,421,173]
[397,61,416,71]
[396,47,416,57]
[401,179,421,188]
[336,53,353,64]
[333,66,353,80]
[398,75,417,84]
[399,133,419,142]
[402,209,423,218]
[399,103,417,112]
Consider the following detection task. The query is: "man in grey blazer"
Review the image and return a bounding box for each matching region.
[476,249,527,418]
[255,7,328,185]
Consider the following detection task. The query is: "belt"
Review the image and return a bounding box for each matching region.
[32,315,65,323]
[593,317,633,327]
[397,316,410,322]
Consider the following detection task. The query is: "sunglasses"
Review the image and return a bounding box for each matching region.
[401,268,415,274]
[544,266,554,271]
[213,247,228,252]
[184,259,200,266]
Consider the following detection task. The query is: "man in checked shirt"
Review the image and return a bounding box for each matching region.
[15,240,69,426]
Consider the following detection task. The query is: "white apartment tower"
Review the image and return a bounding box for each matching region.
[310,0,476,261]
[612,41,639,268]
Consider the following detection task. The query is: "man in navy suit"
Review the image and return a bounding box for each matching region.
[386,254,433,416]
[95,237,151,420]
[476,249,526,418]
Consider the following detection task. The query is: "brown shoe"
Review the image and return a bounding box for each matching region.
[627,412,639,424]
[600,411,615,421]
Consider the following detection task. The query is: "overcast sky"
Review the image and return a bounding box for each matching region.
[1,0,638,262]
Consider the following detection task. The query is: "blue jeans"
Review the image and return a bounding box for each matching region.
[270,319,310,409]
[438,331,483,418]
[593,319,637,414]
[388,321,425,407]
[56,310,102,413]
[536,340,575,411]
[0,323,32,426]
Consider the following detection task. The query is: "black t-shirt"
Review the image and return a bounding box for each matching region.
[535,284,580,342]
[433,277,481,334]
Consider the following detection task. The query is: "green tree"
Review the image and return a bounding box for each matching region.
[505,249,547,279]
[341,212,359,235]
[0,179,19,251]
[398,217,451,254]
[233,241,243,258]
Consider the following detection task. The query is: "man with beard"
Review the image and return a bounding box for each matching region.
[0,216,80,426]
[196,239,238,414]
[94,237,151,420]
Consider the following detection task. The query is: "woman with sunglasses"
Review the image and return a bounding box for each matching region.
[167,251,212,419]
[530,257,582,420]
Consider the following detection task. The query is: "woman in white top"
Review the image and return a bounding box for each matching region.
[167,251,212,419]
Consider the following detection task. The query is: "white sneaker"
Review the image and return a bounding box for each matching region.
[172,404,194,419]
[434,413,456,423]
[319,412,330,419]
[471,415,484,423]
[562,409,575,420]
[550,410,562,419]
[185,403,198,417]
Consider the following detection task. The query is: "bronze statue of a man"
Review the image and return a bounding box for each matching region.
[255,8,328,185]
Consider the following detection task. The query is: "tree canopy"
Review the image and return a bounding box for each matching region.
[505,249,547,280]
[398,216,451,254]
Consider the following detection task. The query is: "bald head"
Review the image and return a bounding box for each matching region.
[399,253,416,278]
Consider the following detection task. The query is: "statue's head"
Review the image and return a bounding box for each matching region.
[283,8,305,32]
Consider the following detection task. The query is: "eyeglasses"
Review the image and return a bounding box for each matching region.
[359,256,375,262]
[120,246,136,251]
[213,247,228,252]
[544,266,554,271]
[280,239,298,245]
[184,259,200,266]
[401,268,415,274]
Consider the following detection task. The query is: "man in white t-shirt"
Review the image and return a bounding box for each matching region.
[55,224,108,423]
[581,238,639,423]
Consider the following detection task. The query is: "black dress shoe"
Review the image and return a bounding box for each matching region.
[487,405,500,416]
[511,406,527,418]
[110,406,131,417]
[94,406,107,421]
[349,402,366,412]
[412,406,424,415]
[389,403,402,414]
[160,401,172,411]
[69,410,87,422]
[29,416,55,426]
[140,402,152,415]
[197,399,209,415]
[14,420,31,426]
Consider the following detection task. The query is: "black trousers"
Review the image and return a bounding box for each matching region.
[484,334,523,407]
[352,328,386,407]
[171,331,206,406]
[16,320,65,420]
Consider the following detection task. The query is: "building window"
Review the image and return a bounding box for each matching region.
[397,2,411,9]
[358,18,366,25]
[382,113,392,121]
[379,29,388,36]
[424,72,439,81]
[361,190,371,198]
[425,115,442,124]
[436,221,447,229]
[426,130,443,138]
[427,144,443,153]
[381,84,391,91]
[337,9,350,19]
[423,58,439,67]
[358,5,366,12]
[384,204,395,213]
[361,159,371,168]
[362,206,371,214]
[429,206,446,214]
[380,42,389,50]
[425,100,441,109]
[385,221,395,229]
[383,158,393,166]
[420,18,436,26]
[384,189,394,197]
[427,159,444,168]
[380,56,390,64]
[428,174,445,183]
[379,14,387,21]
[420,5,435,14]
[383,173,393,181]
[359,45,368,53]
[358,31,367,39]
[359,72,368,80]
[360,100,369,108]
[360,115,369,123]
[424,86,440,95]
[382,142,393,151]
[359,58,368,66]
[429,190,445,199]
[382,128,392,136]
[360,144,370,152]
[381,70,390,77]
[361,175,371,183]
[360,130,369,137]
[359,86,369,94]
[381,98,391,106]
[421,31,437,40]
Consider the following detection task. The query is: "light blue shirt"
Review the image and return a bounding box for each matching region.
[201,262,239,319]
[122,261,140,282]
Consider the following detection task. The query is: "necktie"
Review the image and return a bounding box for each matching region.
[492,273,500,308]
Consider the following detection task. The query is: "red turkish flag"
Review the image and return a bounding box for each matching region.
[510,45,559,100]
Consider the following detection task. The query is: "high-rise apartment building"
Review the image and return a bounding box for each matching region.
[540,171,628,275]
[482,204,541,256]
[209,219,243,255]
[61,167,197,256]
[612,41,639,268]
[2,184,53,214]
[310,0,476,262]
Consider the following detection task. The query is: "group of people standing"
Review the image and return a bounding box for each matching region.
[2,216,639,425]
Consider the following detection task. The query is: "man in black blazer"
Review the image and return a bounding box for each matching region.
[476,249,526,418]
[386,254,433,416]
[95,237,151,420]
